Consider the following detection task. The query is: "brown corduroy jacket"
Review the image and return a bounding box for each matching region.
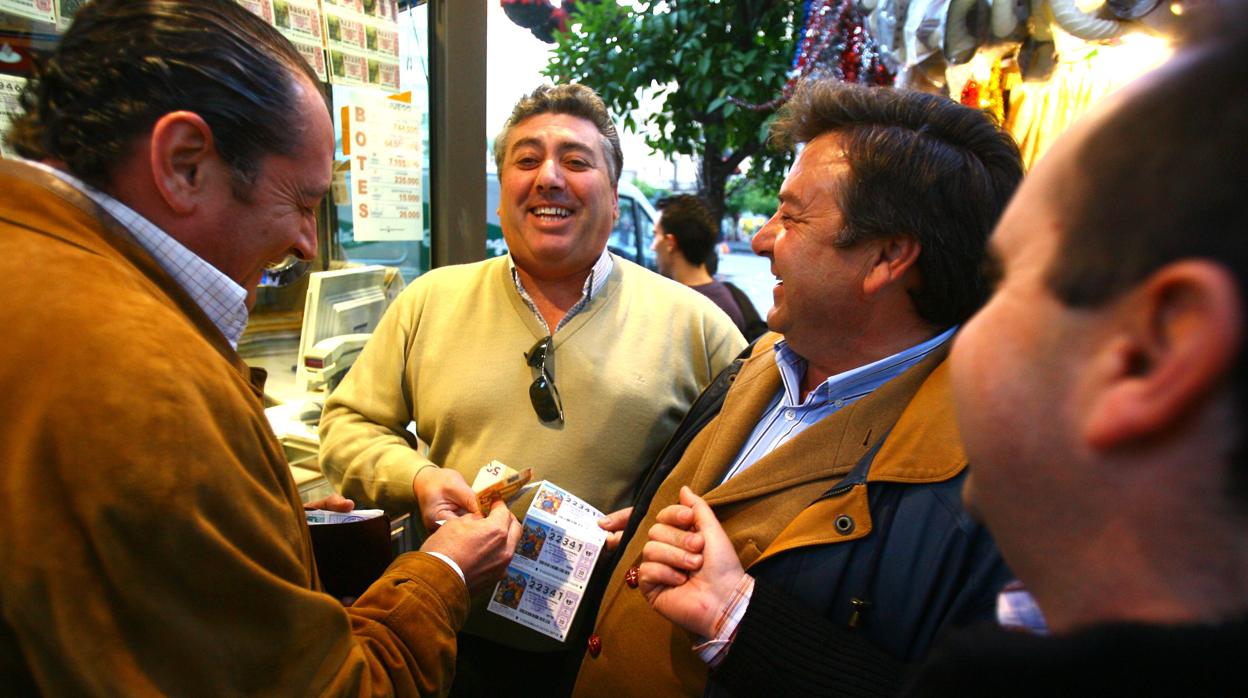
[0,159,466,696]
[574,335,975,697]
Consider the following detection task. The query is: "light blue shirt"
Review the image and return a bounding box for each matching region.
[721,327,957,483]
[508,247,614,334]
[26,161,249,347]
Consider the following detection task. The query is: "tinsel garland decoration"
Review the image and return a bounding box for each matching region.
[730,0,896,112]
[984,56,1005,123]
[958,56,1006,122]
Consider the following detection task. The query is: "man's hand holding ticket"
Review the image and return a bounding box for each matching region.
[429,461,607,641]
[413,460,533,531]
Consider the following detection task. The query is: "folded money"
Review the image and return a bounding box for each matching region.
[473,460,535,511]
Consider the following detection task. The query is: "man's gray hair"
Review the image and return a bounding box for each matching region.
[492,83,623,187]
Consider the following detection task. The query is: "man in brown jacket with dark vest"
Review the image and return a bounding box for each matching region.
[574,81,1023,696]
[0,1,518,695]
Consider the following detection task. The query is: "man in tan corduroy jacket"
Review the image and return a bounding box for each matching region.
[574,80,1024,697]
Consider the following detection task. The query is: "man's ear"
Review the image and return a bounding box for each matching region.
[1084,260,1244,450]
[862,235,922,296]
[149,111,216,216]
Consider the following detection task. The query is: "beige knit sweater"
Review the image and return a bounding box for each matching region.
[321,254,744,519]
[320,255,745,649]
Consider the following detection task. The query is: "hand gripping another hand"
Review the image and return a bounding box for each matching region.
[639,486,746,638]
[421,499,522,594]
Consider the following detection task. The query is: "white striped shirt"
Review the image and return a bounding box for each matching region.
[722,326,958,483]
[508,247,614,335]
[28,161,249,347]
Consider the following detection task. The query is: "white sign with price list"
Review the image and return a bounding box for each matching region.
[343,89,423,242]
[487,482,608,642]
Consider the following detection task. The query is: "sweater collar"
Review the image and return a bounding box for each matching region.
[506,247,613,334]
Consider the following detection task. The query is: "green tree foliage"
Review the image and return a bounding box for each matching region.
[545,0,797,228]
[724,175,778,238]
[631,177,672,205]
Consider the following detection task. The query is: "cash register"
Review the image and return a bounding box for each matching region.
[265,265,391,502]
[264,264,417,558]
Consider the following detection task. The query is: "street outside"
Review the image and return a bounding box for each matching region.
[717,241,774,323]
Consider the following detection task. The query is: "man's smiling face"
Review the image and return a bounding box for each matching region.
[497,112,619,280]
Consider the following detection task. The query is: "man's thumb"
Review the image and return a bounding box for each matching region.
[681,486,722,535]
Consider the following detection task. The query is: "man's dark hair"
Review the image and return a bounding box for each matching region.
[657,195,719,267]
[770,80,1024,328]
[493,83,623,187]
[5,0,320,194]
[1044,8,1248,499]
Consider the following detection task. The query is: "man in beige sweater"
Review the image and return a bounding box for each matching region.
[0,2,517,695]
[320,84,745,694]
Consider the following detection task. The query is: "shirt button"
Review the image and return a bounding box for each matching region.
[784,409,796,420]
[588,633,602,657]
[834,399,844,408]
[624,565,640,588]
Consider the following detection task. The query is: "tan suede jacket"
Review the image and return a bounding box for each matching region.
[574,336,976,696]
[0,160,466,696]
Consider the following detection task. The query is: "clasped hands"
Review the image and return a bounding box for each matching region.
[638,486,746,638]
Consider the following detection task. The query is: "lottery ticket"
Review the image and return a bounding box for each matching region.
[527,481,606,531]
[487,482,607,641]
[512,509,601,587]
[487,566,583,640]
